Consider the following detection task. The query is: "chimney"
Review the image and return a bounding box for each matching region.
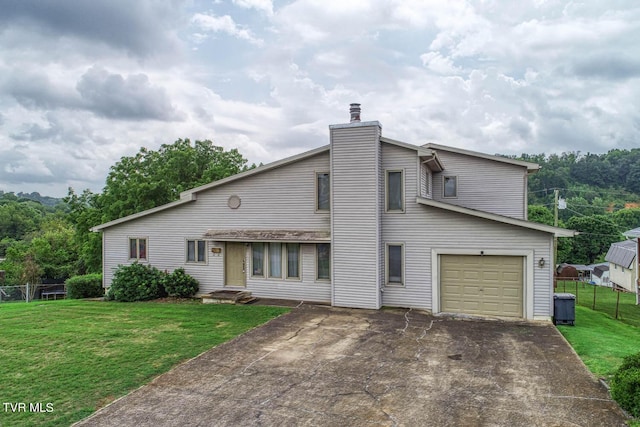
[349,103,361,123]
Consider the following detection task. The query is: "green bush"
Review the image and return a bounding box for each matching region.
[65,273,104,299]
[611,352,640,417]
[162,268,199,298]
[107,263,167,302]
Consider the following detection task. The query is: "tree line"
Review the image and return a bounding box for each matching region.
[520,148,640,265]
[0,139,252,287]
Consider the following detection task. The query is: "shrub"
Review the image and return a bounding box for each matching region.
[162,268,199,298]
[107,263,167,302]
[65,273,104,299]
[610,352,640,417]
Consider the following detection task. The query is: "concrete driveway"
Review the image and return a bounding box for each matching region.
[77,304,627,427]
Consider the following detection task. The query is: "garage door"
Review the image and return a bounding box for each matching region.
[440,255,523,318]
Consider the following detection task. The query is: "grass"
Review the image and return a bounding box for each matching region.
[0,299,289,427]
[553,285,640,425]
[555,281,640,328]
[556,305,640,377]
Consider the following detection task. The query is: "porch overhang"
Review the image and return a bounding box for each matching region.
[203,229,331,243]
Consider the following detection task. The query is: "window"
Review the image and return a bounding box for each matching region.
[386,244,404,285]
[420,163,429,198]
[386,170,404,211]
[129,238,147,260]
[443,176,457,198]
[286,243,300,279]
[252,243,265,277]
[269,242,282,278]
[187,240,206,263]
[316,243,331,280]
[317,172,330,211]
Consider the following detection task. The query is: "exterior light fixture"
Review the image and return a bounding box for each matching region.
[538,258,546,268]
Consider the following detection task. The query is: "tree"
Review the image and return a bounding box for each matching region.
[566,215,622,264]
[528,205,554,225]
[612,208,640,231]
[0,199,47,241]
[99,139,252,221]
[29,218,78,282]
[64,188,103,274]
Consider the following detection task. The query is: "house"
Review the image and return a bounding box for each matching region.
[605,239,637,293]
[589,263,610,287]
[92,104,574,320]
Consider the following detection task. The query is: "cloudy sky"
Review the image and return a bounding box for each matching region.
[1,0,639,197]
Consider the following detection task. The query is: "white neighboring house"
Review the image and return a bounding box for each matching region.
[605,240,637,293]
[91,105,575,320]
[589,263,610,287]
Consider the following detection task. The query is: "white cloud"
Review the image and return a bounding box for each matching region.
[233,0,274,16]
[191,13,264,46]
[1,0,640,198]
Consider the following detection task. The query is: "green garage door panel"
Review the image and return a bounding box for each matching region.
[441,255,524,318]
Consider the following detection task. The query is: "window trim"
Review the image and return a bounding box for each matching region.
[185,239,207,264]
[285,243,301,281]
[268,242,283,279]
[385,169,405,213]
[128,237,148,261]
[251,243,266,278]
[315,171,330,212]
[443,175,458,198]
[316,243,331,282]
[385,243,405,286]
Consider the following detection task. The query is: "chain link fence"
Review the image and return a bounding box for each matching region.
[0,283,67,303]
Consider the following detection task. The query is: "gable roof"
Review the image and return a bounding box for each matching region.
[416,197,575,237]
[605,239,637,268]
[91,145,330,232]
[421,143,540,172]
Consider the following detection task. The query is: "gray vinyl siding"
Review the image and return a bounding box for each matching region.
[101,152,330,294]
[330,123,381,309]
[381,142,430,309]
[380,142,553,317]
[432,150,527,219]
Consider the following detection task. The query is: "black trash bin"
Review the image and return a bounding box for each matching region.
[553,293,575,326]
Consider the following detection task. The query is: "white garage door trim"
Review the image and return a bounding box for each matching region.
[431,249,534,319]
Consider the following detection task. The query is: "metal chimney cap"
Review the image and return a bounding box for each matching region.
[349,103,361,122]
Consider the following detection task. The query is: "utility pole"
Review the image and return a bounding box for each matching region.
[554,189,559,268]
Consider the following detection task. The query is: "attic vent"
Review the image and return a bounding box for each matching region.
[227,195,241,209]
[349,103,361,122]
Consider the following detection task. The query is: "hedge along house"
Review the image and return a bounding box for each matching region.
[92,104,575,320]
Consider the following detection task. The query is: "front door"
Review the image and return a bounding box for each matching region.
[225,242,246,287]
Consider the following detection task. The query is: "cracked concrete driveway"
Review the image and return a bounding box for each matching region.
[77,304,627,426]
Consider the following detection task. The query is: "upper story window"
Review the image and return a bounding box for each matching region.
[443,176,457,198]
[421,163,432,199]
[129,237,147,261]
[386,170,404,212]
[316,172,330,211]
[186,239,206,263]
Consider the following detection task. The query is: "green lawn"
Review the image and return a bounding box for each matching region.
[555,281,640,328]
[0,300,289,427]
[556,305,640,377]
